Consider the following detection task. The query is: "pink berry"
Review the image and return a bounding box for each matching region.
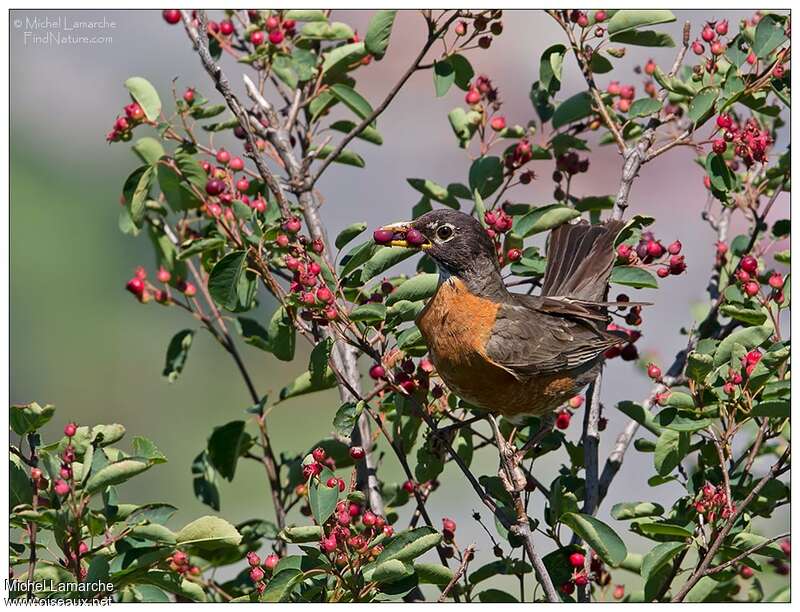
[64,423,77,437]
[594,10,606,22]
[647,363,662,379]
[54,480,70,496]
[743,281,760,297]
[692,41,705,55]
[162,10,181,25]
[250,30,265,46]
[405,229,427,246]
[569,552,585,567]
[369,364,386,380]
[702,26,716,42]
[269,29,284,45]
[490,116,506,131]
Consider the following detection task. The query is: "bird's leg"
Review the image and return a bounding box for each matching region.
[488,415,527,495]
[515,413,556,463]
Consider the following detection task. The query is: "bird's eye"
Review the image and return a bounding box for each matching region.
[436,225,454,241]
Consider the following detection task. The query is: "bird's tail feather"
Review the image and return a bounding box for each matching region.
[541,219,625,301]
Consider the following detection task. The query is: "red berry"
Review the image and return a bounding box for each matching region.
[284,217,302,234]
[490,116,506,131]
[644,59,656,75]
[780,539,791,556]
[326,477,339,489]
[264,554,279,570]
[205,179,224,196]
[743,281,759,297]
[647,363,662,380]
[702,26,716,42]
[249,566,265,582]
[715,20,729,36]
[507,248,522,262]
[54,480,70,496]
[31,468,42,481]
[269,29,284,45]
[402,480,416,493]
[646,240,664,258]
[617,98,630,113]
[712,139,727,154]
[373,229,394,244]
[316,286,334,303]
[349,446,365,461]
[369,364,386,380]
[312,447,327,462]
[442,517,457,533]
[229,156,244,171]
[716,113,733,129]
[594,10,606,22]
[692,41,705,55]
[64,423,77,437]
[569,552,585,567]
[383,525,394,537]
[246,551,261,566]
[126,277,145,297]
[573,572,589,587]
[710,41,725,56]
[465,88,481,105]
[162,10,181,25]
[739,565,753,579]
[236,178,250,192]
[183,88,195,104]
[115,116,129,131]
[250,30,265,46]
[667,240,682,255]
[568,395,583,409]
[555,410,571,430]
[405,228,427,246]
[561,582,575,595]
[740,255,758,274]
[220,20,234,36]
[769,272,784,289]
[265,16,280,31]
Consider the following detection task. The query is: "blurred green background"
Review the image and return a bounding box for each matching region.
[10,9,788,596]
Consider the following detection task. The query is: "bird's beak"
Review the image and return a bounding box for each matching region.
[375,222,431,249]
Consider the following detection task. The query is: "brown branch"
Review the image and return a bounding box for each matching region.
[181,11,292,219]
[671,447,790,602]
[705,532,790,575]
[309,11,460,186]
[438,544,475,602]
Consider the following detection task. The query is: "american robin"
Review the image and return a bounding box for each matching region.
[376,209,626,420]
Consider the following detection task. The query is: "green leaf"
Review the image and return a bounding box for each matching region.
[478,589,518,603]
[125,76,162,121]
[132,437,167,464]
[512,204,580,238]
[751,400,789,418]
[611,501,665,520]
[611,29,675,46]
[720,304,768,325]
[340,240,380,277]
[385,274,438,305]
[335,222,368,249]
[688,87,719,124]
[641,541,686,582]
[373,559,415,583]
[469,156,504,198]
[361,247,416,281]
[312,145,365,168]
[301,21,354,41]
[308,467,340,524]
[208,250,247,311]
[278,367,337,402]
[284,9,327,22]
[162,329,194,383]
[350,303,387,323]
[552,91,594,129]
[309,338,333,388]
[175,515,242,549]
[415,562,453,585]
[433,59,455,97]
[611,266,658,289]
[330,120,383,145]
[635,521,693,540]
[85,459,151,494]
[653,429,688,476]
[376,527,442,563]
[191,451,220,511]
[122,165,153,226]
[540,44,566,93]
[280,525,323,543]
[10,402,55,435]
[260,568,302,602]
[575,195,615,211]
[607,10,676,35]
[753,15,786,59]
[364,10,397,59]
[10,458,33,510]
[628,97,662,117]
[705,153,735,193]
[616,400,662,435]
[561,513,627,567]
[714,320,774,366]
[133,137,165,165]
[322,42,367,75]
[407,178,460,208]
[333,401,364,438]
[207,421,247,481]
[329,84,373,122]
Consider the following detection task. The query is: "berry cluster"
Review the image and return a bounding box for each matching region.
[559,550,611,596]
[247,13,296,47]
[691,20,730,62]
[712,114,773,166]
[616,231,686,279]
[246,551,280,594]
[51,422,79,498]
[722,348,763,396]
[465,74,499,108]
[767,539,791,575]
[105,101,145,143]
[201,156,268,218]
[606,81,636,113]
[734,254,784,304]
[552,152,590,200]
[167,549,201,578]
[453,10,503,49]
[369,356,435,397]
[693,482,735,524]
[125,266,191,305]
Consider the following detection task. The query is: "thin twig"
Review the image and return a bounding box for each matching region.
[705,532,790,575]
[438,544,475,602]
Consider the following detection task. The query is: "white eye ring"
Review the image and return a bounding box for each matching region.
[435,223,455,242]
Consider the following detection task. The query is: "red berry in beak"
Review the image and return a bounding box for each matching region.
[405,228,427,246]
[373,229,394,244]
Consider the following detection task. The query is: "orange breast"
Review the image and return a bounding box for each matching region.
[416,278,578,416]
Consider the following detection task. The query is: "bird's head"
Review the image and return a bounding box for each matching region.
[374,209,501,283]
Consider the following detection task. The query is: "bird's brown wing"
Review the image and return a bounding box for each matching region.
[483,295,623,379]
